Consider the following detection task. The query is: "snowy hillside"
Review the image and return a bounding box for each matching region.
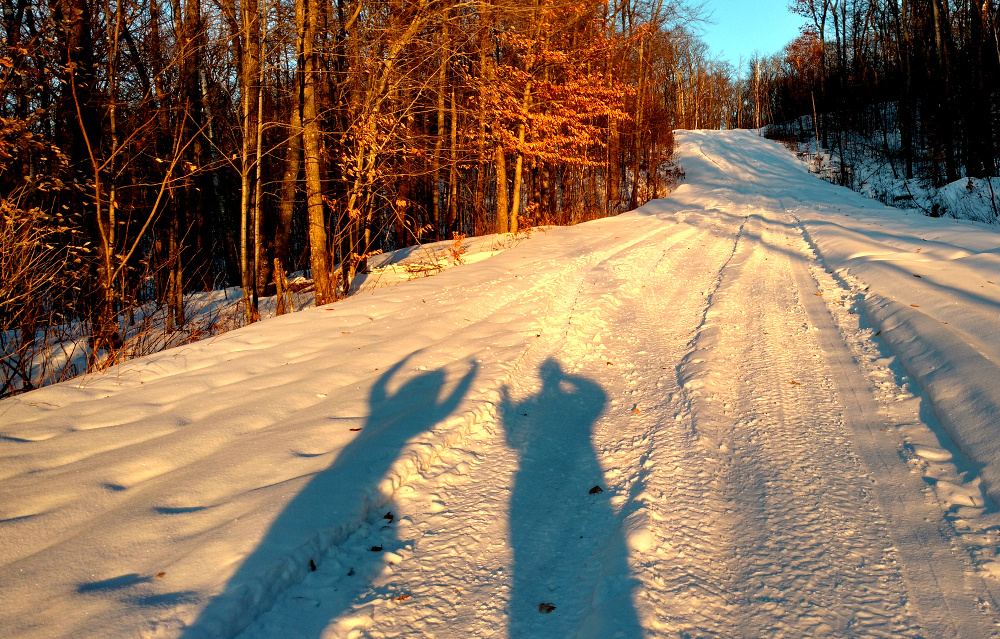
[4,130,1000,638]
[768,117,1000,224]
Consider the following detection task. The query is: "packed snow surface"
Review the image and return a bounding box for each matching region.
[5,130,1000,638]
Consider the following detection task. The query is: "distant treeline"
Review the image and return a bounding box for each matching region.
[750,0,1000,188]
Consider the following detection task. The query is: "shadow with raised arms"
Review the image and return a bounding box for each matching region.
[182,352,477,639]
[501,358,643,638]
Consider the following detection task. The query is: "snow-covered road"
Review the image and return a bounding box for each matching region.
[5,130,1000,638]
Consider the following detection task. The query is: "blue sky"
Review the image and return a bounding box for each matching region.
[697,0,808,69]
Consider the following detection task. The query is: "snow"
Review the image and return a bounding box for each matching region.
[772,116,1000,223]
[4,129,1000,637]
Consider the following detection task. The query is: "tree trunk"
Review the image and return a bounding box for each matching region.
[629,39,645,211]
[494,143,509,234]
[448,87,459,234]
[301,0,333,305]
[275,98,302,315]
[239,0,261,320]
[432,7,448,239]
[508,80,531,234]
[474,7,490,231]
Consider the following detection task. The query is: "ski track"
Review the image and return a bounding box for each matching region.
[238,199,1000,637]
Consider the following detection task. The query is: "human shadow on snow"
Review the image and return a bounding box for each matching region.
[500,358,643,639]
[181,352,477,639]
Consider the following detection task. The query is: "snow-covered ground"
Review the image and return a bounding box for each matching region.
[4,129,1000,638]
[769,117,1000,223]
[0,230,520,397]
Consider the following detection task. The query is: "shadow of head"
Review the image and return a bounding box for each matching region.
[501,357,607,451]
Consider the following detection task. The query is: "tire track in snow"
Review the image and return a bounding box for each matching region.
[349,220,704,639]
[785,209,1000,637]
[695,212,922,637]
[595,211,751,637]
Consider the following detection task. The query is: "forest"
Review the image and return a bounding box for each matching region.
[758,0,1000,196]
